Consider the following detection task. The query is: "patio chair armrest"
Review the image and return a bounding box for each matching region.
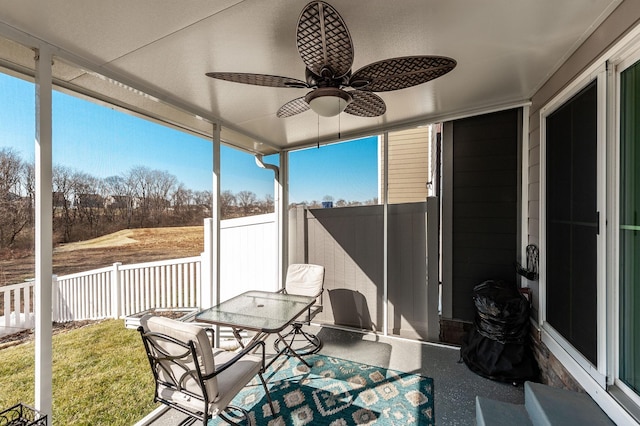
[207,340,267,378]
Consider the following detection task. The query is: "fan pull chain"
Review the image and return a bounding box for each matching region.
[317,114,320,149]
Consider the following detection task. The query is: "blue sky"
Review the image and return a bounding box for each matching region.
[0,72,378,203]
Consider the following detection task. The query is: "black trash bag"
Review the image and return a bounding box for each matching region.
[461,327,539,382]
[473,280,529,344]
[460,280,539,383]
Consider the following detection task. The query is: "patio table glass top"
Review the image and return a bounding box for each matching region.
[194,290,316,333]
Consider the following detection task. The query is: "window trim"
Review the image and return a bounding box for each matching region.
[536,23,640,424]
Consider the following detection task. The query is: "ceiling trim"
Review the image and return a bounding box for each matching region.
[281,99,533,153]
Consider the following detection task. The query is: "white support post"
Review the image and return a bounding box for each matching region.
[34,45,53,419]
[211,123,221,347]
[279,151,289,290]
[382,132,389,336]
[212,124,221,308]
[111,262,122,319]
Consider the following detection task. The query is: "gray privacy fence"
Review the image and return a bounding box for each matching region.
[289,198,440,341]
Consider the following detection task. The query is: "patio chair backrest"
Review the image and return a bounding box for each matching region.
[139,315,218,406]
[285,263,325,298]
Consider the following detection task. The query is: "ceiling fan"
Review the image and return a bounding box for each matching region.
[206,1,456,118]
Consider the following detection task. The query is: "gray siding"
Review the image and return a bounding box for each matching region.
[449,109,520,321]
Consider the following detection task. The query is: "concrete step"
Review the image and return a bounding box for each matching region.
[525,381,615,426]
[476,382,616,426]
[476,396,533,426]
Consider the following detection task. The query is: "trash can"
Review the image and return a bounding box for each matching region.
[460,280,539,383]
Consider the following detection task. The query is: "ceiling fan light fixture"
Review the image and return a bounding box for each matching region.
[305,87,353,117]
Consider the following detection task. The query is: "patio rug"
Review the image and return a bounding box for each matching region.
[209,354,434,425]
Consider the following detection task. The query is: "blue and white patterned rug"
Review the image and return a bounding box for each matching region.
[210,354,434,425]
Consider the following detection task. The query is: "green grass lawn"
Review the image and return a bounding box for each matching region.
[0,319,158,425]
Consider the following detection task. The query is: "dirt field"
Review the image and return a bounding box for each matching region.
[0,226,205,286]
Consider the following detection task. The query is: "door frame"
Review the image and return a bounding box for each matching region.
[609,43,640,409]
[539,65,608,388]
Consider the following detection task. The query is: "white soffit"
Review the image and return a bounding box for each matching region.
[0,0,623,154]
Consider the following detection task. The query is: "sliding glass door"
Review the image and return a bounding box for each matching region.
[545,80,599,366]
[619,59,640,398]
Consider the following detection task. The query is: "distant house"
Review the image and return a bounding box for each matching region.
[75,193,104,209]
[105,195,136,210]
[52,191,68,208]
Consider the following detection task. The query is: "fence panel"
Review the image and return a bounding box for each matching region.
[118,256,202,317]
[220,213,278,301]
[0,213,278,330]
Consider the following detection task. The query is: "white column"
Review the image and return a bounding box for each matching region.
[34,46,53,418]
[382,132,389,336]
[278,151,289,289]
[210,123,221,308]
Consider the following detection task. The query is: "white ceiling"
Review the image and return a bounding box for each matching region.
[0,0,622,154]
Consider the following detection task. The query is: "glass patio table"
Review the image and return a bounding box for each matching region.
[195,290,316,367]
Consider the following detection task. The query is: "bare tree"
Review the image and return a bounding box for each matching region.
[220,190,236,218]
[125,166,153,227]
[262,193,274,213]
[0,148,31,247]
[171,183,193,222]
[103,175,134,227]
[73,172,103,236]
[52,165,77,243]
[236,190,257,215]
[149,169,177,224]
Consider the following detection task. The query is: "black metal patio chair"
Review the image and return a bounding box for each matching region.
[138,315,274,426]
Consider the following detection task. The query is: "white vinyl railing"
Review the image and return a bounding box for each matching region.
[1,281,35,331]
[0,255,205,332]
[0,213,278,335]
[117,256,202,318]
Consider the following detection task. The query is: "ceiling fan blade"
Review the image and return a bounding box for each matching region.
[344,91,386,117]
[205,72,309,88]
[277,97,310,118]
[297,1,354,79]
[349,56,456,92]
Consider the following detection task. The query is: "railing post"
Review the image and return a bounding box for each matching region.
[3,288,10,328]
[111,262,122,319]
[201,218,213,309]
[51,275,58,323]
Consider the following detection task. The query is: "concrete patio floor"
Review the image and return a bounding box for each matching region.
[139,325,525,425]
